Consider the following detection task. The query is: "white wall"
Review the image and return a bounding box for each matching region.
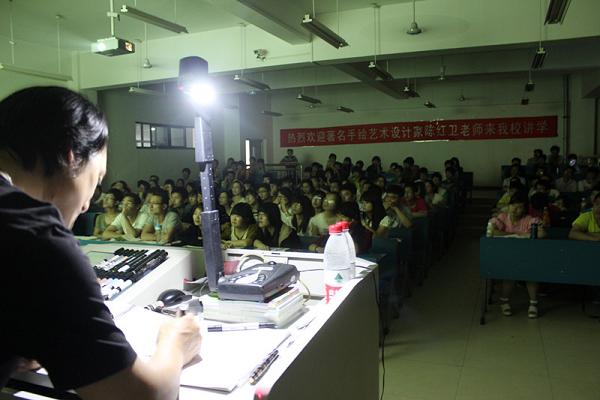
[98,88,228,189]
[269,74,574,186]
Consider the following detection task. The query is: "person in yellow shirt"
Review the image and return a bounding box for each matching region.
[569,192,600,241]
[496,178,523,213]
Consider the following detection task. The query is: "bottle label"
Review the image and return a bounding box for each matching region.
[324,269,351,304]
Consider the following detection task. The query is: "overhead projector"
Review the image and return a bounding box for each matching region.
[91,37,135,56]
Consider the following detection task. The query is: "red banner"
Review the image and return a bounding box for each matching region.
[280,115,558,147]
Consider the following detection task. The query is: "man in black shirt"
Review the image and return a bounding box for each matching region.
[0,87,201,399]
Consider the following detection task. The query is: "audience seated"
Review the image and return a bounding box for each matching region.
[102,192,149,240]
[401,184,428,218]
[221,203,258,249]
[93,188,123,237]
[254,203,300,250]
[309,192,341,235]
[290,195,315,236]
[569,192,600,241]
[555,166,577,192]
[141,188,181,244]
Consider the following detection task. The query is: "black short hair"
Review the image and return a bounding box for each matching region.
[137,180,150,190]
[509,191,528,206]
[338,201,361,222]
[431,172,442,180]
[164,179,175,186]
[231,202,256,225]
[123,192,142,206]
[511,157,522,164]
[258,202,282,231]
[372,156,381,162]
[182,167,191,174]
[106,188,124,203]
[171,187,188,200]
[550,145,560,152]
[150,175,159,182]
[403,157,414,165]
[340,182,357,195]
[150,188,169,205]
[329,153,337,159]
[0,86,108,177]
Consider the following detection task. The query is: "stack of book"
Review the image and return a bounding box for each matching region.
[201,287,305,326]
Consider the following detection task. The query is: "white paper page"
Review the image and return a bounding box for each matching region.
[180,328,290,392]
[110,304,168,357]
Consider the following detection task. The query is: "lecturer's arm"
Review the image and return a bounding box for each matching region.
[77,315,201,400]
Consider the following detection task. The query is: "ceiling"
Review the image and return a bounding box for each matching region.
[0,0,411,51]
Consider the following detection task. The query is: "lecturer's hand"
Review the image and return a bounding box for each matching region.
[157,315,202,366]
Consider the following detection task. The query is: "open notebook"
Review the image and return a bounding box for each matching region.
[107,302,290,393]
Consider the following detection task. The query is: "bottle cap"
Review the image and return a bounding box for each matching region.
[338,221,350,231]
[328,223,342,234]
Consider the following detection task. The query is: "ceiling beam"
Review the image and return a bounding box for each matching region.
[334,63,409,100]
[206,0,310,45]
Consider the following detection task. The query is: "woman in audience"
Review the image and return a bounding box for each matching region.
[497,178,523,212]
[245,189,261,221]
[401,184,428,218]
[180,205,202,246]
[218,190,233,217]
[360,191,387,237]
[185,182,195,195]
[221,202,258,249]
[309,192,341,235]
[230,180,246,205]
[137,180,150,203]
[254,203,300,250]
[93,188,123,237]
[489,192,545,318]
[290,195,315,236]
[300,179,315,200]
[502,165,526,191]
[423,180,447,209]
[277,187,294,227]
[311,191,325,215]
[175,178,185,188]
[163,179,175,195]
[111,180,130,194]
[269,180,280,201]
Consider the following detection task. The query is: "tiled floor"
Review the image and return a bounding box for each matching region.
[381,235,600,400]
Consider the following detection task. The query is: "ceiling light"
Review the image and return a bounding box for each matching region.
[233,74,271,91]
[424,101,436,108]
[261,110,283,117]
[545,0,571,24]
[368,61,394,81]
[142,57,152,69]
[120,5,188,34]
[0,63,72,81]
[531,47,546,69]
[301,14,348,49]
[406,0,422,35]
[521,98,529,105]
[337,106,354,113]
[128,87,166,96]
[297,93,322,104]
[525,80,535,92]
[438,65,446,81]
[458,94,466,102]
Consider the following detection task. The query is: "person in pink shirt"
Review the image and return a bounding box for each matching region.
[489,191,546,318]
[401,184,428,218]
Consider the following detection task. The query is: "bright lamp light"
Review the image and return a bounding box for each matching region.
[185,82,216,105]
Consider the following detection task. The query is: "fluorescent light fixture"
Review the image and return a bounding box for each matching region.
[297,93,322,104]
[128,87,166,96]
[233,74,271,91]
[0,63,72,81]
[120,5,188,34]
[337,106,354,113]
[521,98,529,105]
[545,0,571,24]
[424,101,436,108]
[403,85,420,98]
[301,14,348,49]
[525,79,535,92]
[368,61,394,81]
[261,110,282,117]
[531,47,546,69]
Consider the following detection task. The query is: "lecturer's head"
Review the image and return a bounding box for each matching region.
[0,86,108,228]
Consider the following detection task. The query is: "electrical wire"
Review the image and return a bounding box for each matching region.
[297,277,311,303]
[9,0,15,64]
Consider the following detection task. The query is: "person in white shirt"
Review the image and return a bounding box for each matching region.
[502,165,527,191]
[555,167,577,192]
[141,189,182,243]
[578,168,598,192]
[102,193,149,240]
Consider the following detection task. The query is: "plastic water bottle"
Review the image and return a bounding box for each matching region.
[154,223,162,244]
[323,223,352,304]
[485,221,493,238]
[338,221,356,278]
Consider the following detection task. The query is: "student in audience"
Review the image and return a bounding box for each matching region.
[548,145,563,167]
[355,160,365,171]
[221,169,235,192]
[163,179,175,195]
[221,202,258,249]
[141,188,181,243]
[254,203,300,250]
[149,174,159,185]
[277,187,294,227]
[340,182,357,203]
[230,180,246,205]
[502,165,526,191]
[578,168,598,192]
[103,193,149,240]
[360,190,387,236]
[300,178,315,200]
[527,148,544,168]
[423,180,447,208]
[111,180,130,194]
[569,192,600,241]
[256,183,272,203]
[381,187,413,234]
[326,153,337,170]
[245,189,261,221]
[497,179,523,212]
[348,166,362,188]
[180,205,203,246]
[174,178,184,188]
[489,192,545,318]
[309,192,341,235]
[290,195,315,236]
[431,172,448,201]
[566,153,582,176]
[374,175,386,192]
[218,190,233,217]
[187,189,199,209]
[254,158,266,185]
[511,157,522,166]
[181,167,191,184]
[528,177,559,201]
[555,166,577,192]
[149,179,160,189]
[311,191,324,215]
[401,184,428,218]
[366,156,383,180]
[93,188,123,237]
[269,180,280,200]
[169,187,188,218]
[329,178,341,193]
[338,201,371,254]
[137,180,150,203]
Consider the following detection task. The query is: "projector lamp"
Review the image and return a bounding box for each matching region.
[91,37,135,56]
